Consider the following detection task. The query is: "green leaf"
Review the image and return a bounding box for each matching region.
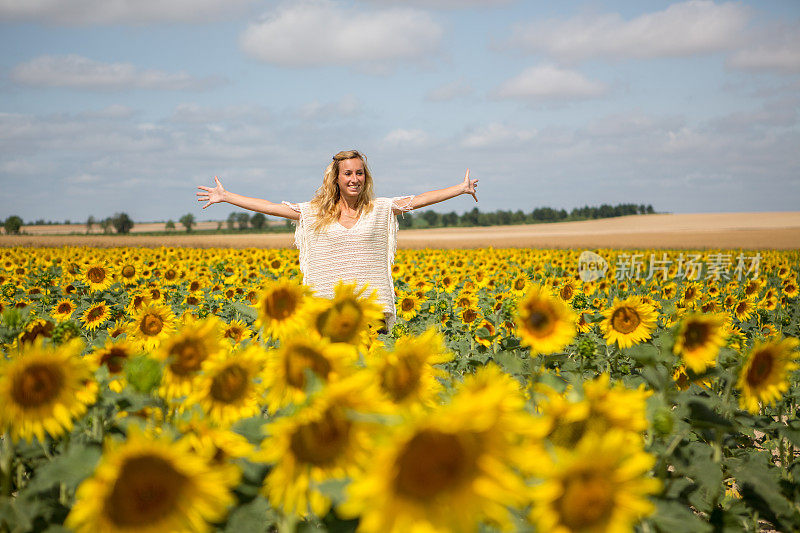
[492,350,525,376]
[686,399,735,431]
[231,301,257,320]
[24,444,102,493]
[649,499,712,533]
[730,458,799,531]
[223,496,276,533]
[232,416,266,445]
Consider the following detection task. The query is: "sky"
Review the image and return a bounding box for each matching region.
[1,0,799,223]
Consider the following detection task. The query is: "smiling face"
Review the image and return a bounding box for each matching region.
[337,157,366,201]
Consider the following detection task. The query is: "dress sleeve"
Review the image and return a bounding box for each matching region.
[391,195,415,214]
[282,201,301,212]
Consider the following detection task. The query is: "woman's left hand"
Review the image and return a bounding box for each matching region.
[463,169,478,202]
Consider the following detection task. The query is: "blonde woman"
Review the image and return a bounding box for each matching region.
[196,150,478,328]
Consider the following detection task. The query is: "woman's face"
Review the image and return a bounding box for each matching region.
[337,157,365,200]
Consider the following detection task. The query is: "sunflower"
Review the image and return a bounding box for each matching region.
[515,284,577,355]
[156,317,228,402]
[556,279,577,304]
[600,296,658,349]
[82,262,113,293]
[339,366,537,533]
[187,344,268,426]
[80,301,110,331]
[736,337,800,413]
[0,338,97,443]
[257,373,385,518]
[253,280,311,340]
[310,282,384,344]
[372,327,452,406]
[672,313,727,374]
[126,302,177,351]
[529,430,659,533]
[16,318,55,346]
[65,426,236,533]
[782,278,799,298]
[395,291,421,322]
[576,311,593,333]
[221,318,252,345]
[680,281,702,307]
[454,289,478,309]
[125,291,151,316]
[733,297,756,322]
[262,333,358,414]
[475,319,497,348]
[117,262,140,285]
[90,339,138,393]
[51,298,77,321]
[460,305,481,329]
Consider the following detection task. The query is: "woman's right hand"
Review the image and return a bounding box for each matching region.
[196,176,226,209]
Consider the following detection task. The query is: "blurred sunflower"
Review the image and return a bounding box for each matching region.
[80,301,110,331]
[736,337,799,413]
[373,327,452,406]
[262,333,357,414]
[515,284,576,355]
[310,282,384,344]
[187,344,268,426]
[0,338,97,443]
[475,319,497,348]
[90,339,138,393]
[258,373,384,518]
[680,281,702,308]
[178,415,256,486]
[83,262,113,293]
[66,427,235,533]
[529,430,659,533]
[600,296,658,349]
[253,280,311,340]
[460,305,481,329]
[156,317,228,402]
[126,302,176,351]
[672,313,727,373]
[221,318,252,345]
[782,278,798,298]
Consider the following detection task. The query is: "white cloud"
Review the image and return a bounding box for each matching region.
[10,55,223,91]
[460,123,535,148]
[297,95,361,120]
[727,24,800,74]
[508,1,749,61]
[169,103,271,124]
[425,79,473,102]
[494,64,607,101]
[239,0,442,68]
[382,128,429,147]
[0,0,257,25]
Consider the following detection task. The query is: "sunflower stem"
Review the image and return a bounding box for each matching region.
[1,433,14,498]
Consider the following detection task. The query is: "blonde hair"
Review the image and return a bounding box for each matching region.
[309,150,375,232]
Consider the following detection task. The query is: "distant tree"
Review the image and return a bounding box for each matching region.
[179,213,196,233]
[646,204,655,214]
[64,219,71,225]
[111,212,134,234]
[442,211,459,227]
[421,210,440,227]
[250,212,267,230]
[217,221,223,230]
[3,215,23,235]
[227,212,238,230]
[165,220,176,231]
[86,215,96,234]
[236,212,250,230]
[462,207,480,226]
[398,212,414,229]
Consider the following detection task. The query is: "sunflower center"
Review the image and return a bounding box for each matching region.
[380,356,422,402]
[394,430,477,500]
[165,269,177,280]
[101,347,129,374]
[611,306,640,334]
[514,278,526,291]
[19,321,55,344]
[401,298,416,312]
[271,259,281,269]
[186,296,200,306]
[210,364,249,403]
[12,362,64,407]
[285,346,331,388]
[557,469,614,529]
[561,285,574,300]
[525,306,555,337]
[463,308,478,323]
[746,349,774,386]
[317,300,363,343]
[57,302,72,314]
[121,265,136,278]
[224,326,242,340]
[87,306,105,321]
[548,420,587,449]
[104,455,187,527]
[87,267,106,284]
[289,407,351,466]
[168,340,207,376]
[263,288,299,321]
[683,321,711,351]
[139,313,164,336]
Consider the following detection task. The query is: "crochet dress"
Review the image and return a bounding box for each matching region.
[282,196,414,327]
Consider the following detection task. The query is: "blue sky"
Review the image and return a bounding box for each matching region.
[1,0,798,223]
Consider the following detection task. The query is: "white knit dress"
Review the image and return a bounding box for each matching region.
[282,197,413,327]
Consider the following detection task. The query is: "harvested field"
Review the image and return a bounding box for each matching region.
[3,212,799,249]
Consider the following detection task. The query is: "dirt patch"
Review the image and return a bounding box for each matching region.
[2,212,799,249]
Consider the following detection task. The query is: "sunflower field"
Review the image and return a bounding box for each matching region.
[0,245,799,532]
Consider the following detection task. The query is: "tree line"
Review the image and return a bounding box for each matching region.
[398,203,656,229]
[2,203,655,235]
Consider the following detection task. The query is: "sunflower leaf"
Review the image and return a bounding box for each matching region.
[223,496,276,533]
[24,444,101,493]
[231,302,257,321]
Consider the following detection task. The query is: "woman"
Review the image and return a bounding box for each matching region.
[196,150,478,327]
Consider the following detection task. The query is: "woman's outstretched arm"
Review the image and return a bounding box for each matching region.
[400,169,478,213]
[196,176,300,220]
